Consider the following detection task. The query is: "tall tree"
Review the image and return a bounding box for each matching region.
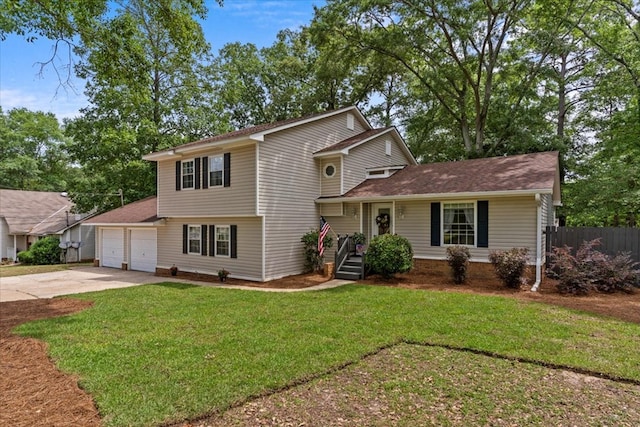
[0,107,71,191]
[64,0,223,212]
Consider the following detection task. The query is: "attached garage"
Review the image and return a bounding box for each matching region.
[101,228,124,268]
[83,196,163,272]
[130,229,157,272]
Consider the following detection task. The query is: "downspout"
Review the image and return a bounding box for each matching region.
[531,193,542,291]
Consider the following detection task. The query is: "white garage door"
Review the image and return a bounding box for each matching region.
[130,229,157,273]
[102,229,124,268]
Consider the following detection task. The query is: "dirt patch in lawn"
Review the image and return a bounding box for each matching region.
[1,270,638,426]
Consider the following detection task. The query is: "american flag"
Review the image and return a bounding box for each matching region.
[318,216,331,257]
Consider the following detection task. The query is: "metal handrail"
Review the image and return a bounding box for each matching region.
[335,234,352,272]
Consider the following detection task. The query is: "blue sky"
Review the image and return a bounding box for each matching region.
[0,0,325,121]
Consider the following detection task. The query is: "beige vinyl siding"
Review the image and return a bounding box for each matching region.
[260,112,365,279]
[343,134,414,192]
[156,217,262,280]
[320,157,342,196]
[320,202,343,216]
[157,144,257,217]
[395,196,538,263]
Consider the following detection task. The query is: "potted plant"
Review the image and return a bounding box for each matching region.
[218,268,229,282]
[170,264,178,276]
[353,232,366,256]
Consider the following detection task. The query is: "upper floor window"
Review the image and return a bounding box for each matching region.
[385,141,392,156]
[324,163,336,178]
[209,155,224,187]
[188,225,201,254]
[216,225,230,257]
[182,160,195,189]
[443,202,475,246]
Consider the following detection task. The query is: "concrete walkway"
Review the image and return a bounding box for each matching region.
[0,266,352,302]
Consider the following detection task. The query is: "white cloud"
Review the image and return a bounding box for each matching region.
[0,88,86,121]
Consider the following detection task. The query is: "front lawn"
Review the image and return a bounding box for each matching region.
[15,283,640,426]
[0,262,93,277]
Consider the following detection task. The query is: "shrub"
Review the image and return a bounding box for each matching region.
[446,245,471,284]
[17,237,62,265]
[489,248,529,289]
[300,229,333,273]
[547,239,639,294]
[366,233,413,279]
[17,250,34,264]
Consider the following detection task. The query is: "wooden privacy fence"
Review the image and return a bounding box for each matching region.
[545,226,640,263]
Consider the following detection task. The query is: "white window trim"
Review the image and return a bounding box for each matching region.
[187,224,201,254]
[441,201,477,248]
[209,155,224,187]
[323,162,337,178]
[182,159,195,190]
[215,224,231,258]
[385,140,391,156]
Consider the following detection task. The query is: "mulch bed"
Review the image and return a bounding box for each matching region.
[1,271,638,426]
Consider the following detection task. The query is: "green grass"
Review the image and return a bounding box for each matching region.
[0,262,93,277]
[15,283,640,427]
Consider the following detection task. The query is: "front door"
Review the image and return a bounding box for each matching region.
[371,203,393,237]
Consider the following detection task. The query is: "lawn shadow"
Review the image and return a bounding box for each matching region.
[150,282,200,291]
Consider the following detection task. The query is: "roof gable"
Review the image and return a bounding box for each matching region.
[143,106,370,161]
[341,151,560,199]
[0,190,78,235]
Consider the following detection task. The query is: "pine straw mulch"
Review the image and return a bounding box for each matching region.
[1,271,638,427]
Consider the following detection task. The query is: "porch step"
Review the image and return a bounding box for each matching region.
[335,255,364,280]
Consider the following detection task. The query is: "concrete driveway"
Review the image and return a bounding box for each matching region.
[0,267,352,302]
[0,267,168,302]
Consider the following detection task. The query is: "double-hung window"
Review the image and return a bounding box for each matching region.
[188,225,201,254]
[182,160,195,189]
[216,225,230,257]
[209,155,224,187]
[443,202,475,246]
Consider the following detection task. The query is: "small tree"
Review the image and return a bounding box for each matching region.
[446,245,471,284]
[366,234,413,279]
[301,229,333,273]
[489,248,529,289]
[17,237,61,265]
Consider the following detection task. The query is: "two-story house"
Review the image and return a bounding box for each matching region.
[87,106,561,288]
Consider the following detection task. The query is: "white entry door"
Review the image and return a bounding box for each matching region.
[371,203,393,237]
[130,229,157,272]
[101,229,124,268]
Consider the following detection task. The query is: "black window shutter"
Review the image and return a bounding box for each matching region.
[209,225,215,256]
[175,161,181,191]
[194,158,201,189]
[477,200,489,248]
[430,202,441,246]
[201,224,208,255]
[230,224,237,258]
[182,224,188,253]
[224,153,231,187]
[202,156,208,189]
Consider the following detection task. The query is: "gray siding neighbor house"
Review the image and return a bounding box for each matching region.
[92,106,561,288]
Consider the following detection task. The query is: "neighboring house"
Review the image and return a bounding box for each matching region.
[91,106,561,288]
[0,189,96,262]
[83,196,163,272]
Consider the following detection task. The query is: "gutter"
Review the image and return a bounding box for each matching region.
[531,193,543,291]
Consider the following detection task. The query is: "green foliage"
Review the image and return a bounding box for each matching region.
[18,237,61,265]
[489,248,530,289]
[300,229,333,273]
[366,234,413,279]
[446,245,471,284]
[547,239,640,295]
[15,284,640,425]
[352,232,366,245]
[0,107,71,191]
